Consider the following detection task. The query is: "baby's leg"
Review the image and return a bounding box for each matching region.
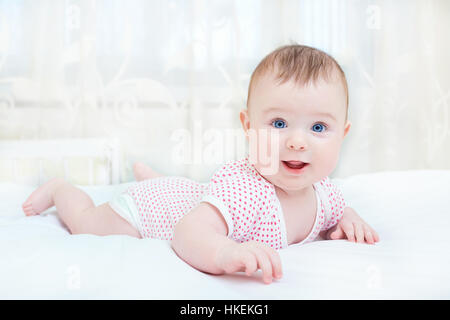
[133,162,163,181]
[22,178,140,238]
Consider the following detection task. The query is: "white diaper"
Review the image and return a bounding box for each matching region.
[108,192,142,235]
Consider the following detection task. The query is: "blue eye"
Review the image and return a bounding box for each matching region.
[312,123,326,132]
[272,119,286,129]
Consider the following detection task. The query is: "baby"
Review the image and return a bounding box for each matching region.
[22,44,379,284]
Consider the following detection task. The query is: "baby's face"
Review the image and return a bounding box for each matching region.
[241,72,351,194]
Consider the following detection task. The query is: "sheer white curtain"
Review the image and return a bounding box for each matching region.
[0,0,449,183]
[339,0,450,177]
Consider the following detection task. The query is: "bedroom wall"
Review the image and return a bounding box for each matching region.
[0,0,449,184]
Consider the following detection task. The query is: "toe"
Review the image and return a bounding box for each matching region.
[22,203,36,216]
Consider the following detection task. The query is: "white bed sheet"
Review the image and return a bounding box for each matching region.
[1,170,449,299]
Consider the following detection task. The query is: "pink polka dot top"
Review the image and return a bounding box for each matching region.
[125,156,346,250]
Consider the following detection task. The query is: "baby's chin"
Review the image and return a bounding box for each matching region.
[273,180,313,193]
[259,173,313,193]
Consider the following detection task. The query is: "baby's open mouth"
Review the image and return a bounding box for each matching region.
[282,160,309,169]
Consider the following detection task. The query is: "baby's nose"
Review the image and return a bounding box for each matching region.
[286,136,307,151]
[288,143,306,151]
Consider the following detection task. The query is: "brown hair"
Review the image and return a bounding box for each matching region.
[247,44,349,114]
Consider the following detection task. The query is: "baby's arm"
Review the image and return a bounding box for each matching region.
[171,202,283,284]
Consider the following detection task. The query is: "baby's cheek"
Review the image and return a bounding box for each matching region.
[316,143,341,173]
[251,129,281,158]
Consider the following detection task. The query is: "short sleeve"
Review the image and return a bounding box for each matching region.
[200,176,237,237]
[200,160,270,241]
[315,177,346,231]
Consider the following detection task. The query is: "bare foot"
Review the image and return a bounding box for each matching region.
[133,162,163,181]
[22,178,63,216]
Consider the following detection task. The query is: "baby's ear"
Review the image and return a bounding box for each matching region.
[239,109,250,137]
[343,120,351,138]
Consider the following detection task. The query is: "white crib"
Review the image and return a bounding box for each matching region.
[0,139,121,185]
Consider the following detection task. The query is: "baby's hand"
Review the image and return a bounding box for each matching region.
[327,207,380,244]
[215,241,283,284]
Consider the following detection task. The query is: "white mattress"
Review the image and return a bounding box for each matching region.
[1,170,449,299]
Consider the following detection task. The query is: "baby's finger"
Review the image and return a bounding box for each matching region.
[362,224,374,244]
[260,245,283,279]
[251,247,273,284]
[340,221,355,242]
[329,225,345,240]
[353,223,365,243]
[241,251,258,276]
[370,227,380,242]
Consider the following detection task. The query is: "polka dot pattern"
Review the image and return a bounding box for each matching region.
[201,158,285,250]
[125,157,346,250]
[318,176,346,231]
[126,176,208,240]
